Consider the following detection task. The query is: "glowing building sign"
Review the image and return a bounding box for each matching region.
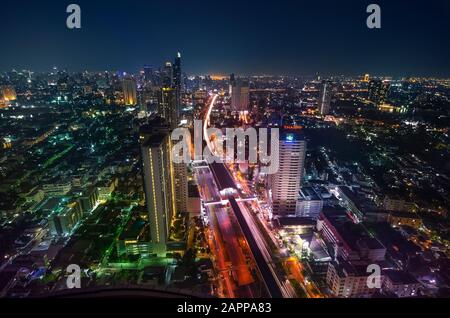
[286,133,294,142]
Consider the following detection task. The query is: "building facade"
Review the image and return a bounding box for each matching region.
[122,77,137,106]
[270,129,306,215]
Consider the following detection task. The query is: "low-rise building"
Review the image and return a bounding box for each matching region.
[96,177,117,202]
[48,202,82,237]
[317,210,386,263]
[117,218,150,257]
[327,259,383,298]
[383,197,418,213]
[383,270,421,298]
[42,181,72,196]
[296,187,323,219]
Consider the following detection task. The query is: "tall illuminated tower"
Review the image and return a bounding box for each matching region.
[122,77,137,105]
[141,130,175,254]
[269,128,306,215]
[162,62,173,88]
[159,87,179,130]
[173,52,182,93]
[230,76,250,113]
[172,52,183,125]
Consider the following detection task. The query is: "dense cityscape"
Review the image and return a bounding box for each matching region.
[0,54,449,298]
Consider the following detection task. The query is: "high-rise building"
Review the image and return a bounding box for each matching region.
[368,79,390,105]
[162,62,173,88]
[173,52,182,92]
[269,128,306,215]
[140,118,189,253]
[230,76,250,113]
[158,87,179,129]
[318,81,332,115]
[229,73,236,95]
[295,187,323,219]
[122,77,137,105]
[141,130,175,254]
[172,52,183,122]
[1,85,17,102]
[363,74,370,82]
[143,65,154,84]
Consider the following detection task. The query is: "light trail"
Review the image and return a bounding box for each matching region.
[204,94,293,298]
[203,94,219,156]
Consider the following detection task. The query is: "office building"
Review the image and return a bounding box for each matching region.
[162,62,173,88]
[122,77,137,105]
[295,187,324,219]
[76,187,99,215]
[230,75,250,113]
[48,202,82,237]
[317,210,386,262]
[141,130,175,254]
[96,178,117,202]
[140,118,188,215]
[42,181,72,196]
[326,259,382,298]
[368,79,390,105]
[172,52,183,122]
[173,52,182,92]
[143,65,154,84]
[269,128,306,215]
[158,87,179,129]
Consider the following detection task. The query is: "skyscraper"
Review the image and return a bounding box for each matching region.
[141,129,175,254]
[140,118,189,253]
[318,81,332,115]
[229,73,236,95]
[122,77,137,105]
[143,65,154,85]
[162,62,173,88]
[172,52,183,122]
[173,52,182,93]
[368,79,390,105]
[230,76,250,113]
[155,54,187,215]
[158,87,179,130]
[269,128,306,215]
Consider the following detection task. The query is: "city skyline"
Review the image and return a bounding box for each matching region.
[1,0,450,303]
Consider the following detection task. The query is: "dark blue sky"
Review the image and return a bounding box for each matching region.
[1,0,450,76]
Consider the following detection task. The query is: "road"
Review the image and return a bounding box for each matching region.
[203,94,294,298]
[195,166,255,297]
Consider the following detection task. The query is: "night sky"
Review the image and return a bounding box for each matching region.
[1,0,450,76]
